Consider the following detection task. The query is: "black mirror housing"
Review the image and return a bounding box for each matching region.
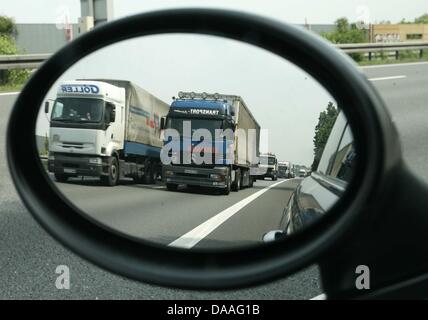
[6,8,406,294]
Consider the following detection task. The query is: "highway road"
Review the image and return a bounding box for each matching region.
[54,177,300,249]
[1,61,428,299]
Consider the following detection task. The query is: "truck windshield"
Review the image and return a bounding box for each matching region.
[167,118,223,138]
[51,98,104,123]
[260,156,276,165]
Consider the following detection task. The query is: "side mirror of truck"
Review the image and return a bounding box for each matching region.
[105,103,116,123]
[44,101,49,114]
[160,116,166,130]
[110,108,116,123]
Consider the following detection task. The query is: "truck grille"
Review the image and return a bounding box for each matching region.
[175,172,207,178]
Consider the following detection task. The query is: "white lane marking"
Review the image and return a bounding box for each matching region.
[361,61,428,69]
[168,180,287,249]
[151,185,165,189]
[0,91,19,96]
[310,293,326,300]
[368,75,406,81]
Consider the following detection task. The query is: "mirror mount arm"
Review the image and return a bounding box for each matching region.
[319,165,428,299]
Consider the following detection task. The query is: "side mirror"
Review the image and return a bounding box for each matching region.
[7,8,409,296]
[230,107,235,116]
[160,116,166,130]
[44,101,49,114]
[106,103,116,123]
[110,108,116,123]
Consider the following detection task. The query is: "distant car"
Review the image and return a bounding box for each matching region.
[263,111,355,241]
[298,169,306,177]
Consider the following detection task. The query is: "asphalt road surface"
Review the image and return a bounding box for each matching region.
[53,176,299,249]
[1,61,428,299]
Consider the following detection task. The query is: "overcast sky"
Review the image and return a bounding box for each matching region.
[1,0,428,24]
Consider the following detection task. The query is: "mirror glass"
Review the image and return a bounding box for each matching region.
[35,34,355,250]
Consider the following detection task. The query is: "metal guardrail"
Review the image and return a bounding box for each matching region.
[0,53,51,70]
[337,41,428,53]
[0,41,427,70]
[337,41,428,60]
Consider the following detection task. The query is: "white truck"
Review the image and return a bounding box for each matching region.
[252,153,279,181]
[46,79,169,186]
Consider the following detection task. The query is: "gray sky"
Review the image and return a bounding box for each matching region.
[1,0,428,24]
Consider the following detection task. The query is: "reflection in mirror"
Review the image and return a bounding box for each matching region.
[35,34,355,250]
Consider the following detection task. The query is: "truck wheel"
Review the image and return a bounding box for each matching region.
[232,169,241,192]
[273,175,278,181]
[248,176,254,188]
[166,183,178,191]
[142,160,156,184]
[101,157,119,186]
[220,175,231,195]
[54,173,68,183]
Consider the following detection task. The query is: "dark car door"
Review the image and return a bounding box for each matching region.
[280,111,355,235]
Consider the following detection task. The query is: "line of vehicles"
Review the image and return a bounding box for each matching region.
[44,79,304,195]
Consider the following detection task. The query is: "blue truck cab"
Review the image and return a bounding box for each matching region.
[161,91,260,195]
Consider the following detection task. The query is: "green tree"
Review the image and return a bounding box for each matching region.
[322,17,368,61]
[0,16,15,35]
[400,13,428,24]
[414,13,428,24]
[0,16,29,86]
[311,102,339,171]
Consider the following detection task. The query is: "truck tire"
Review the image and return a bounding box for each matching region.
[220,174,231,195]
[248,176,254,188]
[232,169,241,192]
[273,174,278,181]
[54,173,68,183]
[166,183,178,191]
[142,160,156,184]
[101,157,119,186]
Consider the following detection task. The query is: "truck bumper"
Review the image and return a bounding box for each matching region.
[48,153,108,177]
[163,165,229,188]
[254,168,276,179]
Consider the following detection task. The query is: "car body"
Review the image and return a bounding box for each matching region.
[264,111,355,240]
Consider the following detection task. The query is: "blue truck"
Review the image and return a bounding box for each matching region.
[161,91,261,195]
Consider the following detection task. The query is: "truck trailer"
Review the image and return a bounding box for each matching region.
[46,79,169,186]
[161,91,260,195]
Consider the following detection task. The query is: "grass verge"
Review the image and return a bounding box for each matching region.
[0,83,24,93]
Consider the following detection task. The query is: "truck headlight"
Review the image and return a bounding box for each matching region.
[210,173,225,181]
[89,157,102,165]
[165,170,174,177]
